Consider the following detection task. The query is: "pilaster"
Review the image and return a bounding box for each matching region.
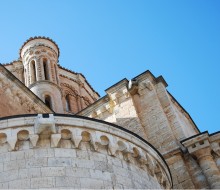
[182,133,220,189]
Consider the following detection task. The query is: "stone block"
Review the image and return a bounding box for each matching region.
[10,151,25,160]
[90,169,112,181]
[76,149,90,159]
[0,152,10,162]
[18,168,29,179]
[26,157,47,168]
[108,157,122,167]
[4,159,25,171]
[94,161,113,172]
[80,178,104,189]
[31,177,55,188]
[74,158,94,169]
[29,168,41,178]
[103,180,113,189]
[9,179,30,189]
[115,175,133,188]
[34,148,54,157]
[55,176,80,188]
[113,165,129,178]
[0,163,3,172]
[0,170,18,182]
[48,157,72,166]
[66,167,90,178]
[41,167,65,177]
[181,179,194,189]
[24,149,34,159]
[54,148,76,158]
[0,182,8,189]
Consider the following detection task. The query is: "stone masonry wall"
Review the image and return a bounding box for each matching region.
[0,114,172,189]
[0,145,161,189]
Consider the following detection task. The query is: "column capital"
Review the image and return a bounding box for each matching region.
[182,132,211,159]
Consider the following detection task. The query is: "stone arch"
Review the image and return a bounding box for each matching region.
[0,133,7,144]
[17,130,29,141]
[65,94,71,112]
[44,94,53,109]
[62,86,79,113]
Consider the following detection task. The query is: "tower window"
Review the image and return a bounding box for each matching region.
[43,58,49,80]
[45,95,52,109]
[66,95,71,112]
[31,60,36,83]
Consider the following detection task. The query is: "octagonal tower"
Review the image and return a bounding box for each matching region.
[20,37,63,113]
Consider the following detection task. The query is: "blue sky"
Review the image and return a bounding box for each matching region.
[0,0,219,134]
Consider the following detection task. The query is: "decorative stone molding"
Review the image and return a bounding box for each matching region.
[20,36,60,58]
[61,83,79,97]
[182,133,210,155]
[138,80,154,94]
[60,75,98,101]
[0,114,172,189]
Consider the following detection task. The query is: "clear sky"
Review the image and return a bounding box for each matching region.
[0,0,219,134]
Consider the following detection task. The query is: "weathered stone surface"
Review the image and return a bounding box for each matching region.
[0,115,170,189]
[2,37,220,189]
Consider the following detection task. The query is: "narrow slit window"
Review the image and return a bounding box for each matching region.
[66,95,71,112]
[31,60,36,83]
[43,59,48,80]
[45,95,52,109]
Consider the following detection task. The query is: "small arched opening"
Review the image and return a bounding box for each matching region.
[31,60,36,83]
[65,94,71,112]
[43,58,49,80]
[45,95,52,109]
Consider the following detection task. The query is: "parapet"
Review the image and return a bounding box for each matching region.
[0,114,172,189]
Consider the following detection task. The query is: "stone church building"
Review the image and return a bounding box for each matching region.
[0,36,219,189]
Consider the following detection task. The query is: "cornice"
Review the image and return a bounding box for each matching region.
[19,36,60,58]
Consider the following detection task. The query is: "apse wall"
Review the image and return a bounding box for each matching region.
[0,114,172,189]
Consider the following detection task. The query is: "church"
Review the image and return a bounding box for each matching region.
[0,36,219,189]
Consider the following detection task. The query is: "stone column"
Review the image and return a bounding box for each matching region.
[192,147,220,189]
[184,153,209,189]
[211,141,220,171]
[182,133,220,189]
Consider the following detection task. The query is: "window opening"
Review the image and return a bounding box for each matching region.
[66,95,71,112]
[43,59,48,80]
[31,60,36,83]
[45,95,52,109]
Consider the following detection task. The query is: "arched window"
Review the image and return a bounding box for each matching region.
[65,95,71,112]
[43,58,49,80]
[31,60,36,83]
[45,95,52,109]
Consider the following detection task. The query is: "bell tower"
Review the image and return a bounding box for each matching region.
[20,36,63,113]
